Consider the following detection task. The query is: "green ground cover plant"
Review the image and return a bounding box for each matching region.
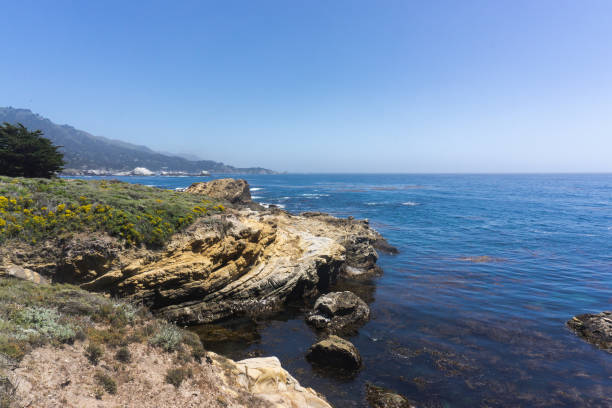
[0,176,224,246]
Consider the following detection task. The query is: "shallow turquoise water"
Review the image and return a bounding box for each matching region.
[80,174,612,407]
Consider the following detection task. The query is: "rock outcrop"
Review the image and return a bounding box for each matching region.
[365,383,416,408]
[186,178,252,204]
[567,311,612,352]
[214,354,332,408]
[306,291,370,334]
[306,335,362,371]
[0,265,49,284]
[0,180,394,326]
[300,212,397,278]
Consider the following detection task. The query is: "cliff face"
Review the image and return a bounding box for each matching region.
[1,206,391,326]
[0,178,396,407]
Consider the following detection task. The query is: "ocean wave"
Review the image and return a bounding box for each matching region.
[250,187,263,191]
[261,203,285,209]
[251,196,262,199]
[402,201,419,206]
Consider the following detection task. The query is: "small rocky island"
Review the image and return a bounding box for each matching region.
[567,311,612,353]
[0,176,403,407]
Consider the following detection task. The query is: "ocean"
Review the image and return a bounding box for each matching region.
[76,173,612,407]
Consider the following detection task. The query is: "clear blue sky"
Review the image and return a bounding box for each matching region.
[1,0,611,173]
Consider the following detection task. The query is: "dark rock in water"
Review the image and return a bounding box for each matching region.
[567,311,612,352]
[306,291,370,334]
[306,335,361,370]
[373,237,399,255]
[365,383,416,408]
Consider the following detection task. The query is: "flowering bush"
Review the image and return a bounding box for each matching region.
[0,176,224,247]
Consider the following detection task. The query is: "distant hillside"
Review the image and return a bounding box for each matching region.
[0,107,275,174]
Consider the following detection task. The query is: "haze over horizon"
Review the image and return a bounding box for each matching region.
[2,1,611,173]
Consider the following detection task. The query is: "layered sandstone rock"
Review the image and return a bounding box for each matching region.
[0,180,395,326]
[186,178,252,204]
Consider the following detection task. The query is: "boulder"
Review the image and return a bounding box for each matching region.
[567,311,612,352]
[306,291,370,334]
[0,265,49,285]
[186,178,251,204]
[1,205,390,327]
[227,355,332,408]
[365,383,416,408]
[306,335,361,371]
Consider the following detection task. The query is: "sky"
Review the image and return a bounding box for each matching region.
[1,0,611,173]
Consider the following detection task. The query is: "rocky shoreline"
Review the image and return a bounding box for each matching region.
[0,178,406,407]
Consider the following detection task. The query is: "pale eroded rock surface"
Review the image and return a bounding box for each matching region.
[216,354,333,408]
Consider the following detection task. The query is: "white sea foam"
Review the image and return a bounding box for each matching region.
[402,201,419,206]
[251,187,263,191]
[251,196,263,199]
[261,203,285,209]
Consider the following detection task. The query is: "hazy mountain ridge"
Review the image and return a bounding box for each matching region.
[0,107,275,174]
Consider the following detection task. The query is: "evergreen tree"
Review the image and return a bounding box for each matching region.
[0,123,64,178]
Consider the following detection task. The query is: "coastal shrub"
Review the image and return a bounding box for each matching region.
[13,307,76,344]
[149,325,183,352]
[0,176,224,247]
[94,371,117,395]
[180,330,203,349]
[114,346,132,363]
[86,327,126,348]
[85,343,103,365]
[165,366,192,389]
[191,345,206,363]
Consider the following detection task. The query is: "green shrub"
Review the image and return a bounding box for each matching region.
[14,307,75,343]
[180,330,202,349]
[85,343,103,365]
[149,325,183,352]
[165,367,192,389]
[114,346,132,363]
[191,345,206,363]
[94,371,117,395]
[0,176,224,247]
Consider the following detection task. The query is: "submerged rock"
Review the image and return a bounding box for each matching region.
[186,178,252,204]
[306,335,361,371]
[365,383,416,408]
[306,291,370,334]
[567,311,612,352]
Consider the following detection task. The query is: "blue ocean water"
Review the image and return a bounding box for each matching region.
[81,174,612,407]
